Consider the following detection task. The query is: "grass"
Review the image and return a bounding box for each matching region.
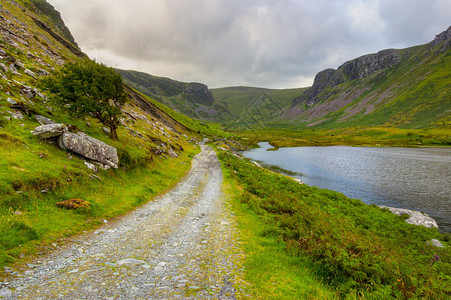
[218,150,451,298]
[222,168,335,299]
[239,126,451,148]
[0,124,199,269]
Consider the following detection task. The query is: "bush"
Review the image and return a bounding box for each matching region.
[40,60,126,140]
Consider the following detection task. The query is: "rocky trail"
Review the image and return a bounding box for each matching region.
[0,146,249,299]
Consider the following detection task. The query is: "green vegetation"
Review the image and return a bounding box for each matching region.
[223,171,335,299]
[27,0,78,46]
[116,69,231,122]
[0,75,201,269]
[41,60,126,140]
[218,151,450,298]
[239,127,451,148]
[211,86,306,129]
[130,88,233,139]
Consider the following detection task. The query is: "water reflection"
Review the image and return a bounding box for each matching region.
[243,143,451,233]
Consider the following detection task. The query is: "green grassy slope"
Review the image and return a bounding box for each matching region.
[284,33,451,130]
[218,150,450,298]
[0,0,231,271]
[211,86,306,129]
[116,69,231,122]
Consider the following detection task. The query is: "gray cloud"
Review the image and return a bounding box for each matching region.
[48,0,450,88]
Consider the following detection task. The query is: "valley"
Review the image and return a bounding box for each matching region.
[0,0,450,298]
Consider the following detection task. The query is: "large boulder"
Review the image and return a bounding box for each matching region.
[58,132,119,168]
[33,123,67,139]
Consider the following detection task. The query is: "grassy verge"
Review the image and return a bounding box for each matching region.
[239,127,451,148]
[0,143,199,271]
[218,151,450,298]
[222,168,335,299]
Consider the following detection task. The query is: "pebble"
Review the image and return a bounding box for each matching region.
[117,258,145,265]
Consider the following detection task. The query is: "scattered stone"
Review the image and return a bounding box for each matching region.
[58,132,119,168]
[7,98,17,106]
[380,206,439,228]
[7,110,24,119]
[56,199,90,210]
[117,258,146,265]
[0,288,12,297]
[68,269,79,274]
[35,115,55,125]
[427,239,445,248]
[24,69,36,77]
[102,127,111,135]
[13,210,23,216]
[84,162,98,173]
[142,264,151,269]
[33,123,67,139]
[189,286,201,290]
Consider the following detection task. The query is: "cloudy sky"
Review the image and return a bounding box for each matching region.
[47,0,450,89]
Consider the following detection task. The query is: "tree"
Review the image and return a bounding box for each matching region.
[41,59,126,140]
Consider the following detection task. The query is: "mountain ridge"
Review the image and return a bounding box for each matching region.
[120,26,450,131]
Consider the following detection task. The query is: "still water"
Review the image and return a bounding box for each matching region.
[242,143,451,233]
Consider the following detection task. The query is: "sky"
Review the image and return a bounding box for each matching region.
[47,0,450,89]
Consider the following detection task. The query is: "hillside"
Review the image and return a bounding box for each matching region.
[211,86,306,129]
[116,69,231,122]
[0,0,226,269]
[284,27,451,129]
[117,28,450,138]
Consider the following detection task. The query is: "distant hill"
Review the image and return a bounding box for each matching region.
[120,27,450,131]
[211,86,306,129]
[284,27,451,129]
[115,69,231,122]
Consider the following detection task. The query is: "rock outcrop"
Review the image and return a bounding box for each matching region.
[184,82,215,106]
[32,123,67,139]
[380,206,439,228]
[58,132,119,168]
[429,26,451,52]
[293,49,401,106]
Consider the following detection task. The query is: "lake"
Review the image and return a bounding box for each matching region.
[242,143,451,233]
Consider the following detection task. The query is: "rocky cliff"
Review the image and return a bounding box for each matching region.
[293,49,401,106]
[285,26,450,128]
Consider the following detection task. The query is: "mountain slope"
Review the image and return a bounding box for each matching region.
[0,0,223,269]
[116,69,231,122]
[285,27,451,129]
[211,86,306,129]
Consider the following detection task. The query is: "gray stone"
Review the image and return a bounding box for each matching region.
[58,132,119,168]
[33,123,67,139]
[0,288,12,297]
[117,258,145,265]
[7,98,17,106]
[380,206,439,228]
[84,162,98,173]
[427,239,444,248]
[35,115,55,125]
[24,69,35,77]
[7,110,24,119]
[102,127,111,134]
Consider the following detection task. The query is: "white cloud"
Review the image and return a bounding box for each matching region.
[48,0,450,88]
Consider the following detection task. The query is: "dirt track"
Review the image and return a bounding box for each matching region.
[0,145,248,299]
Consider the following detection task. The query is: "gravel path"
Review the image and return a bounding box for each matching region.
[0,145,249,299]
